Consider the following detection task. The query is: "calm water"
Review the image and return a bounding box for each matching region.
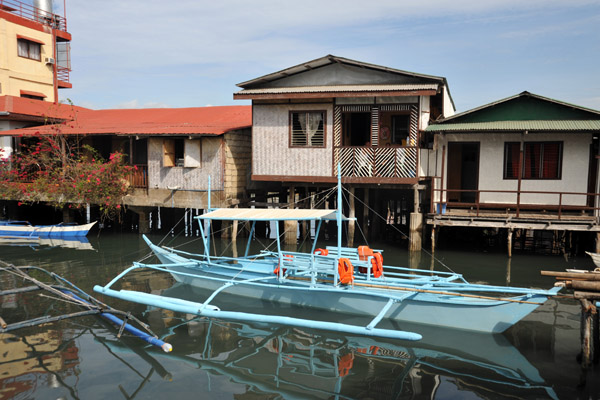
[1,232,599,399]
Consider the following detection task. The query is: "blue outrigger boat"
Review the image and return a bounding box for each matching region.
[95,169,560,341]
[0,220,96,238]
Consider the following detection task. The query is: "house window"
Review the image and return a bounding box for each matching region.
[391,114,410,145]
[504,142,562,179]
[163,138,201,167]
[290,111,325,147]
[17,39,41,61]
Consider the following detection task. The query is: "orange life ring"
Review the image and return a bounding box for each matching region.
[371,252,383,278]
[314,248,329,256]
[338,258,354,284]
[274,254,293,275]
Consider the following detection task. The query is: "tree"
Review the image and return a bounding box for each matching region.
[0,130,133,222]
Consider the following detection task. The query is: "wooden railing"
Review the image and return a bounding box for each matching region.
[128,165,148,188]
[334,146,418,179]
[430,177,600,220]
[0,0,67,31]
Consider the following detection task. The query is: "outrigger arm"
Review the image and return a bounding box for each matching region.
[93,262,422,341]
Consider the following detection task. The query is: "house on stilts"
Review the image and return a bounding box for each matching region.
[426,91,600,255]
[234,55,455,248]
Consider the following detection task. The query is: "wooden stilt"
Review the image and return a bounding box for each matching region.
[284,186,297,245]
[507,228,513,258]
[594,306,599,363]
[409,186,422,252]
[431,225,436,254]
[581,299,592,367]
[348,187,356,247]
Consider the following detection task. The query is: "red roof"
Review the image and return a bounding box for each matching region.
[0,95,83,121]
[2,105,252,136]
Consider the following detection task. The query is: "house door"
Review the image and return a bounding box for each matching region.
[447,142,480,203]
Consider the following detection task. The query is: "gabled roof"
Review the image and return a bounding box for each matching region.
[234,55,454,106]
[426,91,600,133]
[3,105,252,136]
[237,55,447,88]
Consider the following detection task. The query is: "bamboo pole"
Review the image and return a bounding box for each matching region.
[541,271,600,281]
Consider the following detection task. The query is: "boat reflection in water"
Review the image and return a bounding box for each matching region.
[0,236,95,251]
[99,282,557,400]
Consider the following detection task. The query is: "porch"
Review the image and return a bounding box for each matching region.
[427,180,600,256]
[334,145,418,182]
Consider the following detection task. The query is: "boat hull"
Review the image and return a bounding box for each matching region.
[155,252,550,334]
[0,221,96,238]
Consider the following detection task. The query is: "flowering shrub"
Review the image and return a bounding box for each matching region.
[0,132,133,222]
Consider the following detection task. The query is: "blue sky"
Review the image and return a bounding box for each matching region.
[52,0,600,113]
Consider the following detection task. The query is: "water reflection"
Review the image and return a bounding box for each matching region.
[0,233,598,399]
[0,236,95,251]
[99,310,557,399]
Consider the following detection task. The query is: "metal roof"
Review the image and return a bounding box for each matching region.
[1,105,252,136]
[426,120,600,132]
[235,84,439,96]
[434,91,600,123]
[236,55,447,88]
[197,208,346,221]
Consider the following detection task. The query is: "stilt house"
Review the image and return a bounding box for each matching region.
[426,91,600,253]
[235,55,455,246]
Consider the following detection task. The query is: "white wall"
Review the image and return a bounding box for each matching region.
[252,103,334,178]
[435,132,593,206]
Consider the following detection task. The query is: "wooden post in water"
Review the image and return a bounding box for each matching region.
[431,225,436,254]
[409,186,422,251]
[507,228,513,257]
[284,186,297,245]
[580,299,593,367]
[347,187,356,247]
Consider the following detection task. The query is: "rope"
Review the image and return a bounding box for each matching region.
[341,186,457,275]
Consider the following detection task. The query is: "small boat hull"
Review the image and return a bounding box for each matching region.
[156,252,551,334]
[0,221,96,238]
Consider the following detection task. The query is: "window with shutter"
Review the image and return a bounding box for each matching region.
[290,111,325,147]
[163,139,176,167]
[503,141,562,180]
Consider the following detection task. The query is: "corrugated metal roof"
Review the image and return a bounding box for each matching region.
[236,55,446,88]
[2,105,252,136]
[198,208,343,221]
[236,84,439,95]
[426,120,600,132]
[434,91,600,123]
[0,95,84,121]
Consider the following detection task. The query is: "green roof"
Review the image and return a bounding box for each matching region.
[426,120,600,132]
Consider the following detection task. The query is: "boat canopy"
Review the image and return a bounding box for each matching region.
[196,208,351,221]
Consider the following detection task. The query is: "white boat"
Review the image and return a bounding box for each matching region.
[95,170,560,340]
[0,221,96,238]
[585,251,600,269]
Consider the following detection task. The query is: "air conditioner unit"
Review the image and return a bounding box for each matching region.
[45,57,55,65]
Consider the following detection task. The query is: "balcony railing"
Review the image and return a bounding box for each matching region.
[0,0,67,31]
[430,177,600,221]
[334,146,417,179]
[128,165,148,188]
